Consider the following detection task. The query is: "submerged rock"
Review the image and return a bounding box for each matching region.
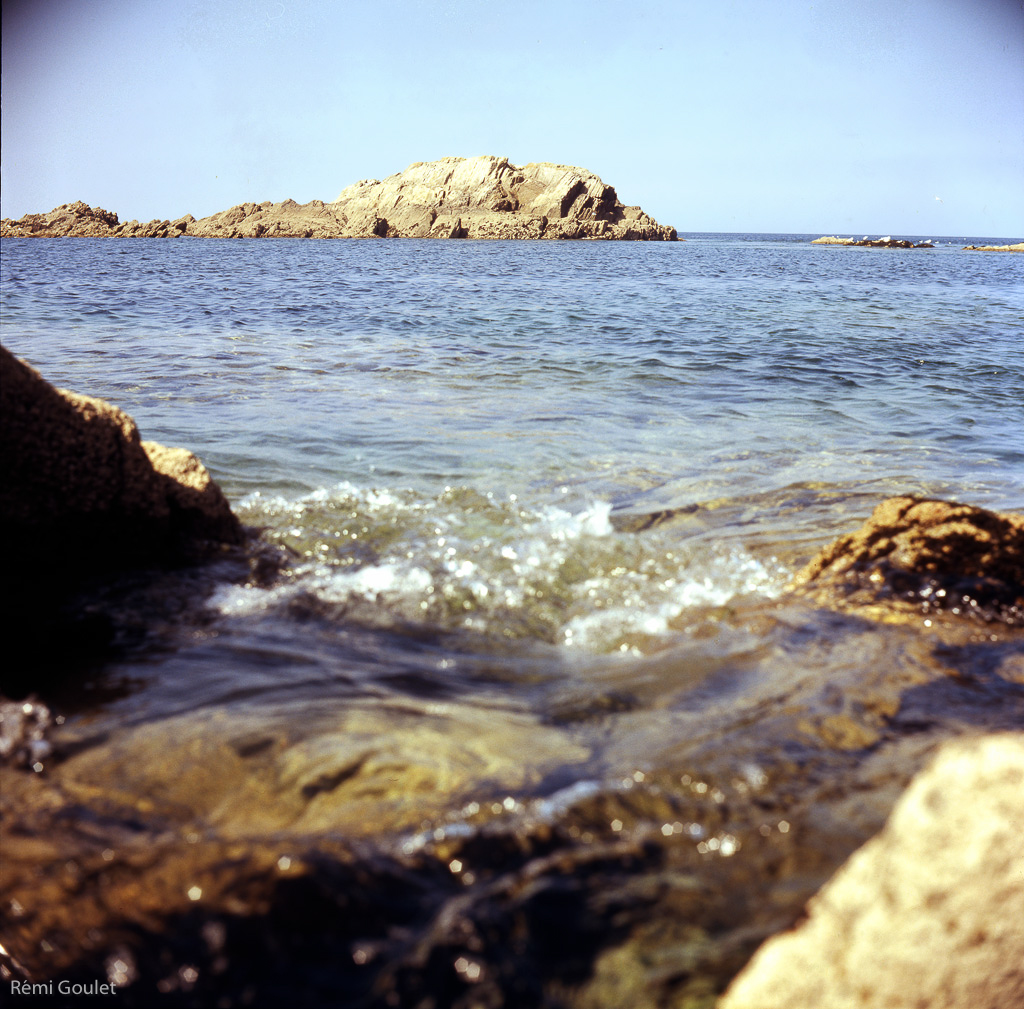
[718,732,1024,1009]
[790,496,1024,624]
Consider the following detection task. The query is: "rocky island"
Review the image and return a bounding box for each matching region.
[812,235,936,248]
[0,156,676,241]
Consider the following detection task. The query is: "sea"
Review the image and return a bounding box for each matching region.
[1,232,1023,1006]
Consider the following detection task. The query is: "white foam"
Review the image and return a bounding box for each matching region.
[217,485,789,653]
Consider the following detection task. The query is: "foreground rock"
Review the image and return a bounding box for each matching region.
[812,235,934,248]
[0,201,194,238]
[718,732,1024,1009]
[1,346,242,567]
[790,496,1024,624]
[0,346,243,689]
[1,157,676,241]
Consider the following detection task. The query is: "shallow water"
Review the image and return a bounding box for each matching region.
[1,234,1023,1006]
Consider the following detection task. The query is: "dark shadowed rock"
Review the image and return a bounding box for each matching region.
[0,346,243,689]
[790,496,1024,624]
[718,732,1024,1009]
[0,346,242,565]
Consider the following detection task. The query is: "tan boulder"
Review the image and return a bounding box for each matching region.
[718,733,1024,1009]
[790,496,1024,624]
[0,345,242,574]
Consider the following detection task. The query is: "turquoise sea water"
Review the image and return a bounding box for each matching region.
[1,234,1023,1005]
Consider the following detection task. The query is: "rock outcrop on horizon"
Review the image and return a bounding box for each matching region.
[962,242,1024,252]
[0,157,676,241]
[718,732,1024,1009]
[0,201,195,238]
[812,235,935,248]
[326,155,676,240]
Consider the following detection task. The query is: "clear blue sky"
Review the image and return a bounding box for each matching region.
[2,0,1022,236]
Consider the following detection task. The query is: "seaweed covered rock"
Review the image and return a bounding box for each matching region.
[790,496,1024,624]
[719,732,1024,1009]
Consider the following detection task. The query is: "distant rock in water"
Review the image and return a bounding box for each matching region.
[187,156,676,240]
[0,200,194,238]
[962,242,1024,252]
[790,496,1024,624]
[812,235,935,248]
[719,732,1024,1009]
[0,157,676,241]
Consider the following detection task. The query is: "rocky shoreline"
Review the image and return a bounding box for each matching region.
[0,156,676,242]
[1,357,1022,1007]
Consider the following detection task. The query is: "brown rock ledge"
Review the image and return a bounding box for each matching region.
[718,732,1024,1009]
[789,496,1024,624]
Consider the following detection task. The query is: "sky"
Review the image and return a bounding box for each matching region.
[2,0,1022,236]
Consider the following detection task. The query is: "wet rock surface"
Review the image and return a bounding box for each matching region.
[790,496,1024,625]
[719,732,1024,1009]
[2,596,1022,1006]
[2,494,1023,1006]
